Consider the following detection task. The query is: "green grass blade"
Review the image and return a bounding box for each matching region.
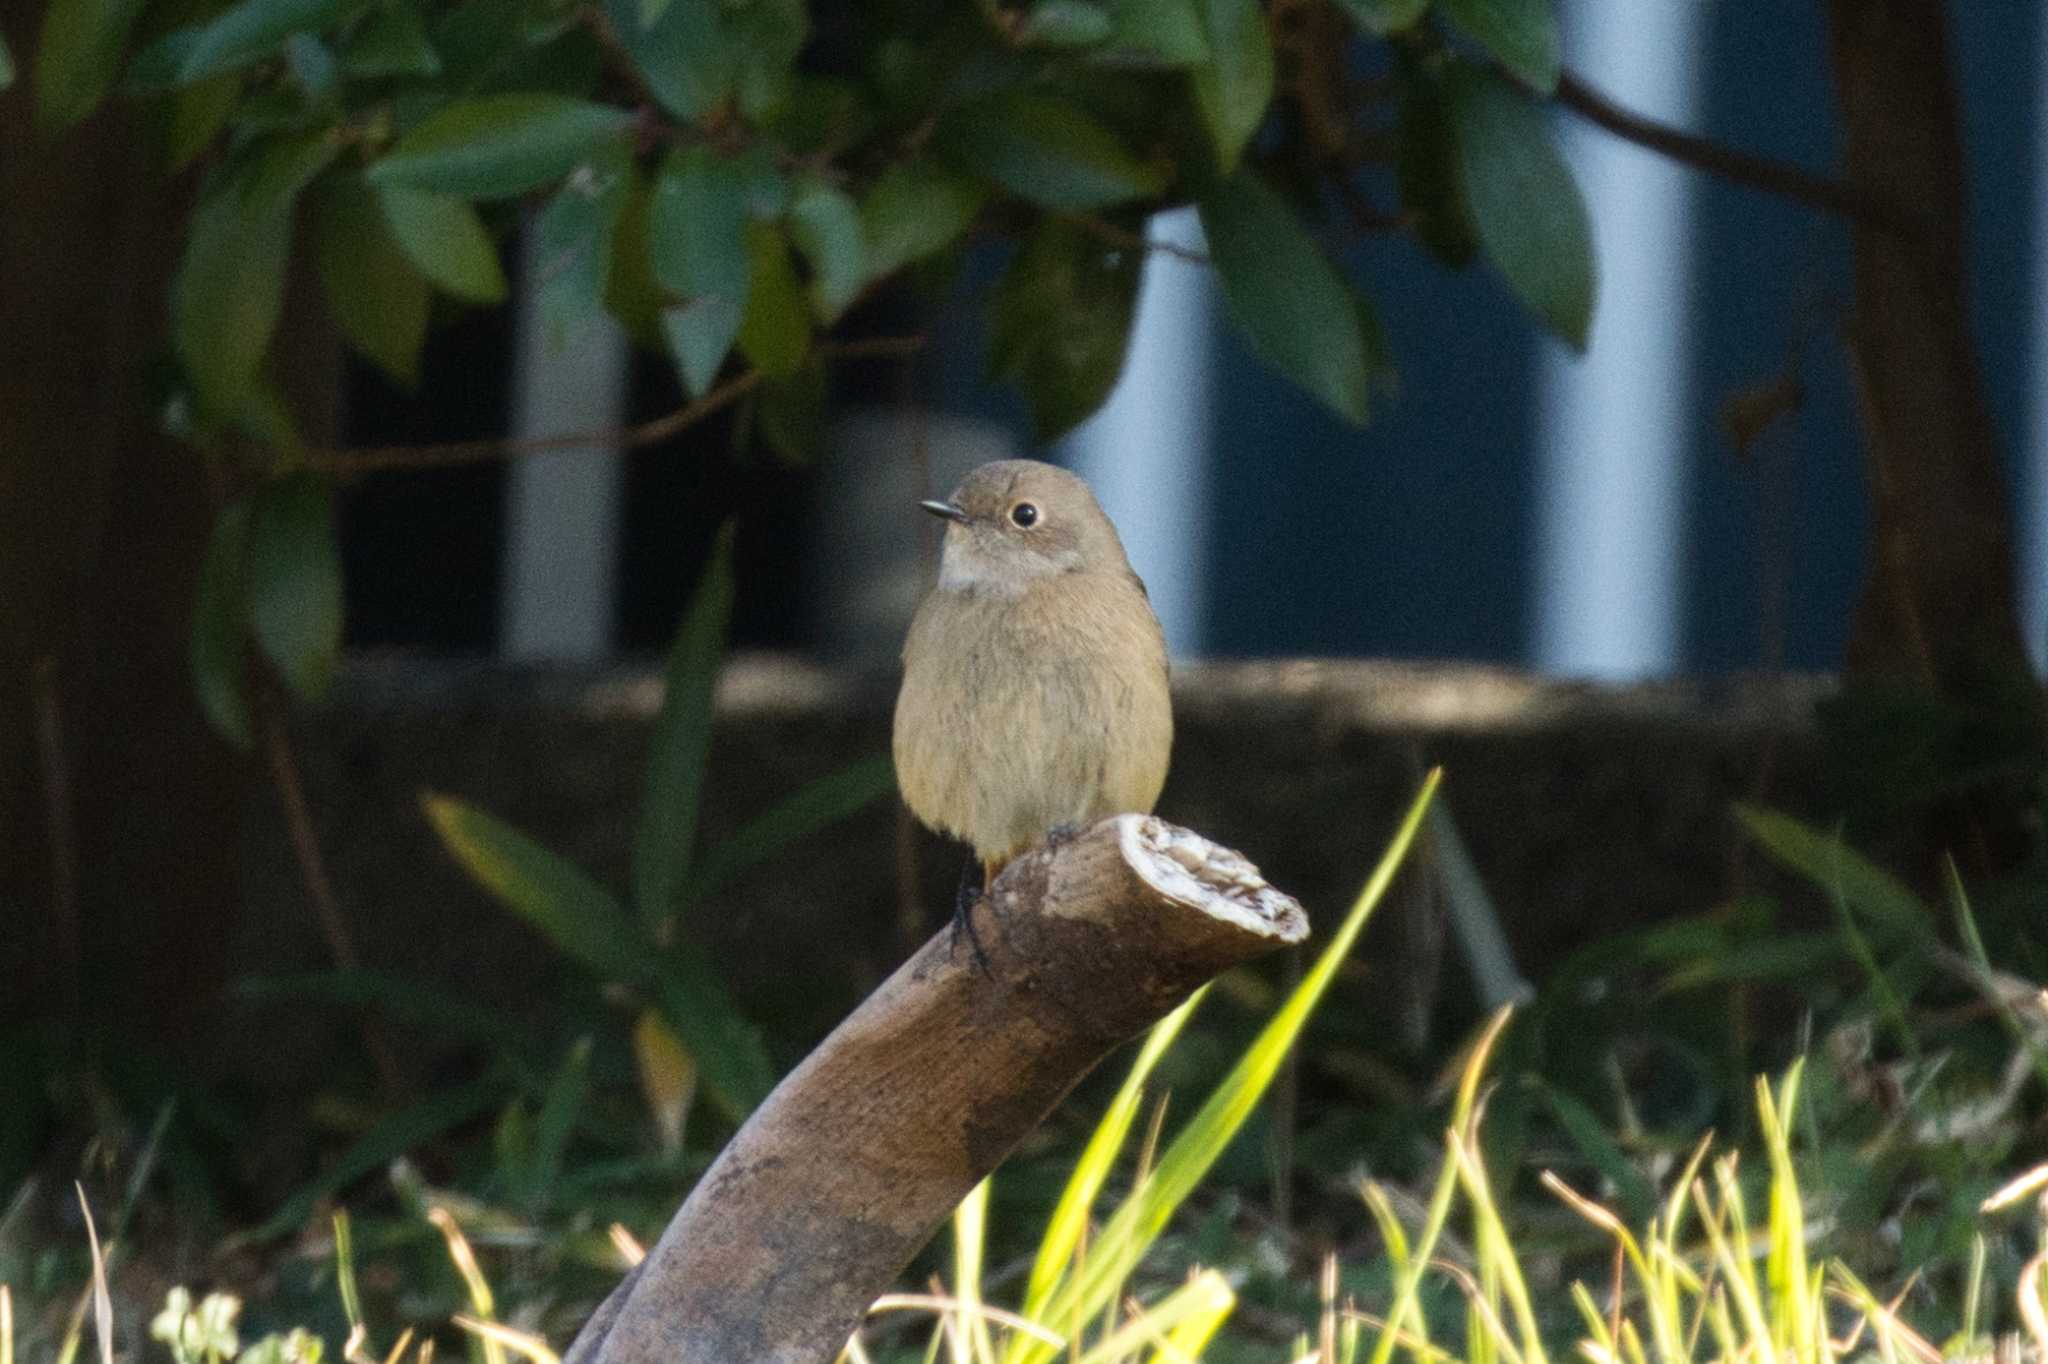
[1945,857,2048,1093]
[1017,987,1209,1330]
[1538,1081,1656,1226]
[633,521,736,934]
[524,1036,593,1209]
[951,1177,994,1364]
[1364,1005,1514,1364]
[241,1070,509,1242]
[1075,1270,1233,1364]
[1756,1063,1813,1362]
[333,1211,364,1332]
[233,968,540,1057]
[1019,771,1441,1363]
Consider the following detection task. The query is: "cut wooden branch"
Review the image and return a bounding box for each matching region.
[565,814,1307,1364]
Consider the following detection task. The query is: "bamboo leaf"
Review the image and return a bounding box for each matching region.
[632,523,736,931]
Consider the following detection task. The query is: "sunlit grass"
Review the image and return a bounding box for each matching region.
[14,772,2048,1364]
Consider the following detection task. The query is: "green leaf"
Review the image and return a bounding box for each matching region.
[240,128,342,215]
[687,756,896,903]
[339,2,440,77]
[423,791,772,1123]
[0,32,13,89]
[533,146,630,351]
[1448,65,1594,347]
[660,300,742,398]
[633,522,735,931]
[1334,0,1427,35]
[756,360,827,465]
[1438,0,1559,93]
[937,92,1169,212]
[233,969,537,1054]
[1198,167,1372,424]
[602,164,665,345]
[1396,65,1478,267]
[377,184,507,302]
[1101,0,1206,63]
[736,224,809,378]
[367,95,629,200]
[190,501,254,749]
[787,179,864,322]
[1018,0,1114,47]
[314,177,431,386]
[247,473,344,700]
[604,0,805,122]
[650,146,750,395]
[989,217,1140,442]
[33,0,146,127]
[283,32,337,97]
[427,794,648,980]
[163,73,238,168]
[1190,0,1271,172]
[138,0,343,85]
[645,944,774,1126]
[1733,805,1932,943]
[172,177,294,415]
[860,157,984,283]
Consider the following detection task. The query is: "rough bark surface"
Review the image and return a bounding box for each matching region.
[563,816,1306,1364]
[1824,0,2033,699]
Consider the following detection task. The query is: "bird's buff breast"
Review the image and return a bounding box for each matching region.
[893,574,1172,865]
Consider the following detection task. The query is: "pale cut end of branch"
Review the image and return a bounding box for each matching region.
[1123,815,1308,942]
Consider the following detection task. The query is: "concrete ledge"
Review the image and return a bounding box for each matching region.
[234,654,1830,1078]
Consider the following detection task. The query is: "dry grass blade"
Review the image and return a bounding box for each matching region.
[866,1296,1066,1348]
[453,1315,560,1364]
[607,1224,646,1267]
[73,1186,112,1364]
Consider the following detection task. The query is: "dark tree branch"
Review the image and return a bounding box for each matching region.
[565,816,1306,1364]
[1551,70,1920,237]
[302,335,926,476]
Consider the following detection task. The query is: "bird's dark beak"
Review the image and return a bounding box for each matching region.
[920,499,971,525]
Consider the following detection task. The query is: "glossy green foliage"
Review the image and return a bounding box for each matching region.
[35,0,1586,453]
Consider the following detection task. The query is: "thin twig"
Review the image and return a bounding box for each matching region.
[302,335,927,476]
[1062,212,1211,266]
[31,654,81,1025]
[1552,70,1919,237]
[256,682,406,1093]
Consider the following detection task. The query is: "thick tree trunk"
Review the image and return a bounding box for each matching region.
[1821,0,2044,857]
[0,69,236,1048]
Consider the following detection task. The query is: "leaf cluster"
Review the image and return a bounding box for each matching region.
[33,0,1595,451]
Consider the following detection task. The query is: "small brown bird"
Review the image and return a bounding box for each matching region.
[893,460,1174,953]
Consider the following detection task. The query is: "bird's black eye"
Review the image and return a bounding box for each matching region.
[1010,502,1039,528]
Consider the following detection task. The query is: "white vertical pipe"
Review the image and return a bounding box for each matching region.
[1532,3,1707,678]
[1061,207,1217,659]
[501,230,631,661]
